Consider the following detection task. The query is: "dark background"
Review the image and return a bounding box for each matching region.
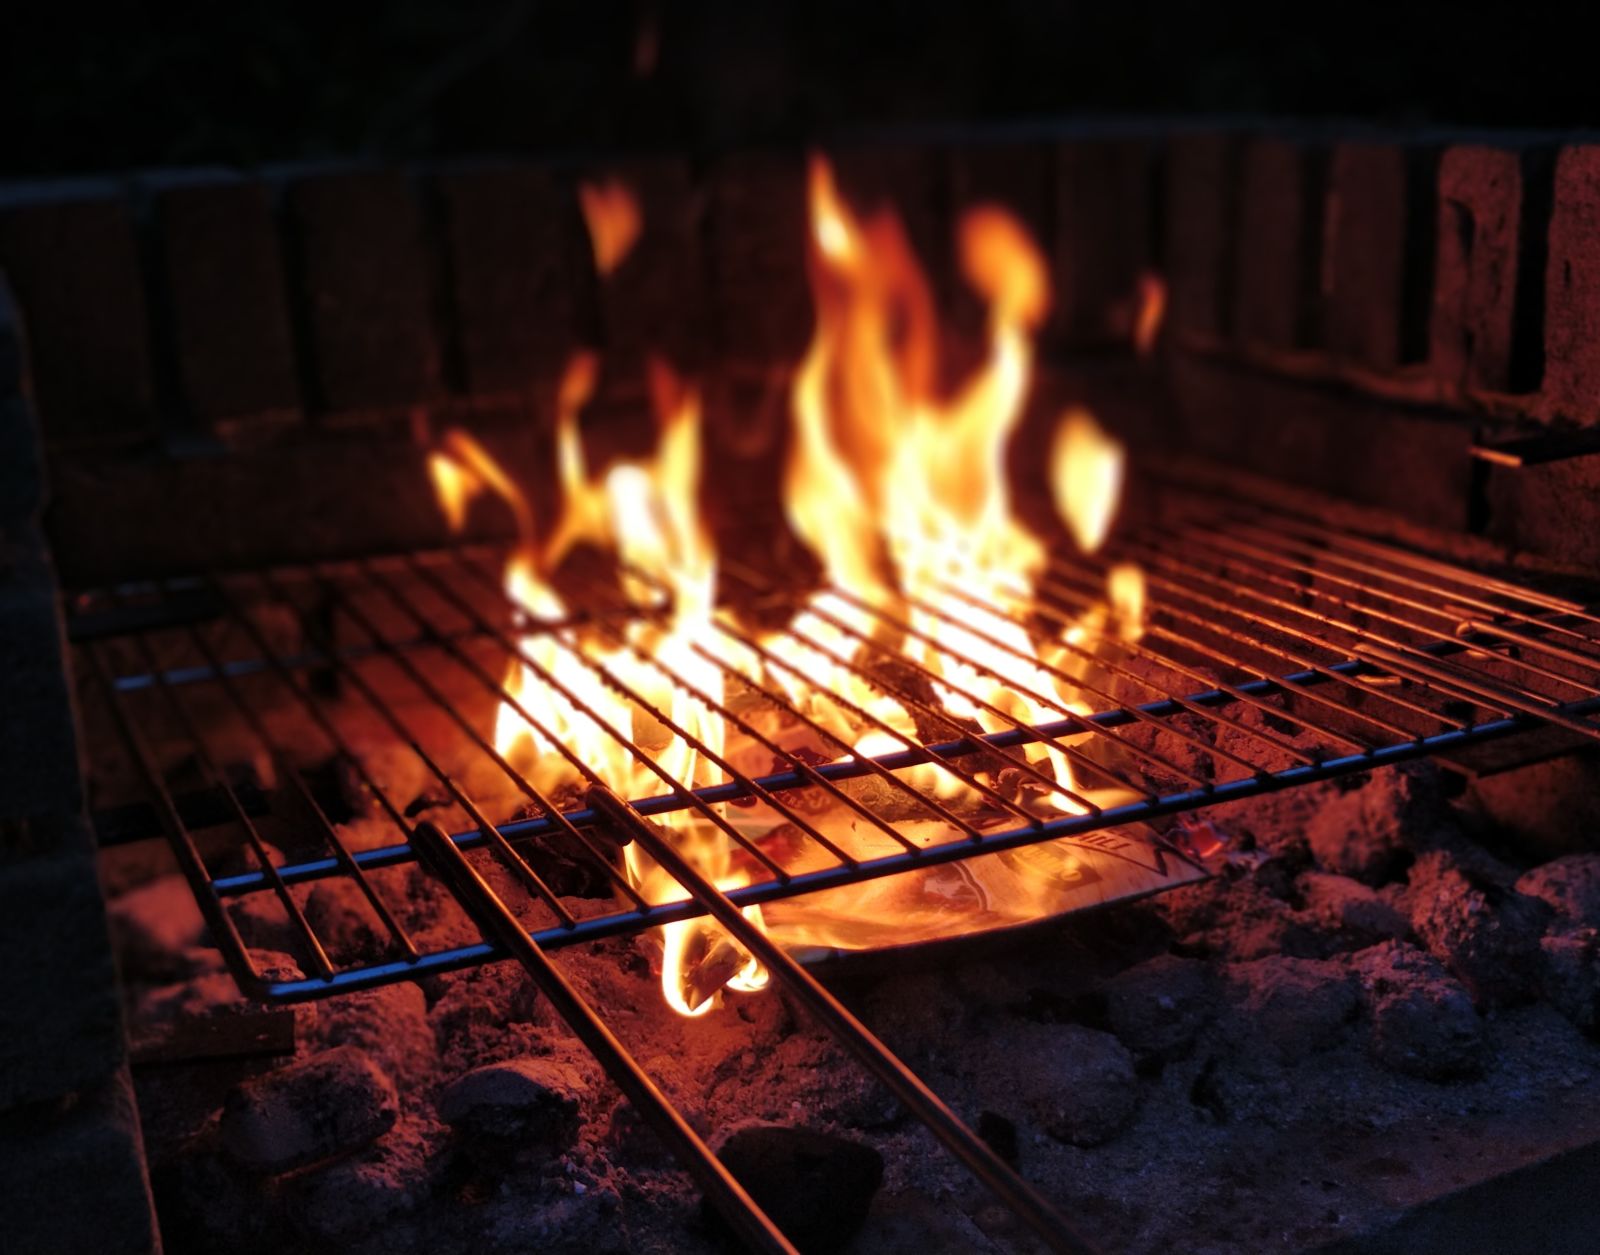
[0,2,1584,177]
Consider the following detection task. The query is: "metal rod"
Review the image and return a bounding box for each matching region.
[180,619,422,962]
[441,550,1027,835]
[957,571,1341,763]
[1168,525,1600,699]
[810,568,1275,784]
[1353,642,1600,743]
[352,560,651,909]
[115,626,339,979]
[220,698,1598,1004]
[209,649,1399,903]
[409,821,797,1255]
[83,643,275,998]
[1034,563,1416,745]
[246,570,579,929]
[584,786,1097,1255]
[1235,509,1600,633]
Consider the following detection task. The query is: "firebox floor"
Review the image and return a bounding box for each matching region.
[111,762,1600,1255]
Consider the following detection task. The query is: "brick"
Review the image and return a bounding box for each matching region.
[0,526,83,824]
[0,1069,158,1254]
[1484,454,1600,569]
[435,163,587,398]
[1431,146,1522,392]
[1543,146,1600,424]
[0,271,21,395]
[0,282,47,525]
[0,847,127,1110]
[590,156,706,376]
[1168,355,1474,533]
[285,170,442,415]
[1056,139,1152,344]
[0,194,156,446]
[157,178,301,432]
[1323,143,1412,369]
[705,151,811,367]
[1165,133,1235,338]
[1235,138,1322,350]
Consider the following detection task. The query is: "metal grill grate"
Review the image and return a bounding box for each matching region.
[73,489,1600,1254]
[76,496,1600,1004]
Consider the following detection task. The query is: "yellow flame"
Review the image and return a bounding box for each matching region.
[1051,408,1125,553]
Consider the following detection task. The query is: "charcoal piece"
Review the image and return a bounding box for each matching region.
[288,1114,443,1242]
[1305,767,1459,885]
[1516,854,1600,928]
[1103,953,1215,1060]
[1299,871,1412,948]
[1352,940,1484,1079]
[705,1124,884,1255]
[980,1022,1140,1147]
[436,1057,584,1147]
[429,964,544,1061]
[312,980,435,1087]
[304,877,388,962]
[1540,925,1600,1035]
[106,874,208,980]
[219,1045,399,1173]
[1407,851,1551,1007]
[1219,955,1359,1065]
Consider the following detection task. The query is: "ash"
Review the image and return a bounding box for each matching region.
[105,696,1600,1254]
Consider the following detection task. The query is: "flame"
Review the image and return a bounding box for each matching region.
[1051,408,1124,553]
[427,155,1147,1016]
[578,178,643,277]
[1132,271,1166,356]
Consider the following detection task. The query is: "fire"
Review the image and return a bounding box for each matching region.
[1051,408,1124,553]
[428,158,1145,1016]
[578,178,643,277]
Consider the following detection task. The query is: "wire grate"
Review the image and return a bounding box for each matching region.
[75,495,1600,1005]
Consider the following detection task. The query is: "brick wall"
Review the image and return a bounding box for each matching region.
[4,125,1600,585]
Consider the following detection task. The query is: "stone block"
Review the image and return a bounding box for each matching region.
[0,1068,159,1254]
[0,192,156,446]
[285,170,442,415]
[157,178,301,432]
[1430,145,1523,392]
[434,162,588,398]
[1235,137,1323,350]
[1165,133,1235,338]
[1542,145,1600,423]
[1056,138,1153,344]
[705,151,810,367]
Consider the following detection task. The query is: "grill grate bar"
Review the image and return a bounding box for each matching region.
[1169,526,1600,698]
[77,503,1600,1007]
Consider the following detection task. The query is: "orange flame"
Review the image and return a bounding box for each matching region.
[1133,271,1166,356]
[579,178,643,277]
[428,155,1147,1015]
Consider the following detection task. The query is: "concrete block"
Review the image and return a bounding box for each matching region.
[1542,145,1600,424]
[1165,133,1235,338]
[285,170,442,415]
[0,194,156,446]
[0,1068,159,1254]
[1431,145,1523,392]
[157,178,301,432]
[434,162,588,398]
